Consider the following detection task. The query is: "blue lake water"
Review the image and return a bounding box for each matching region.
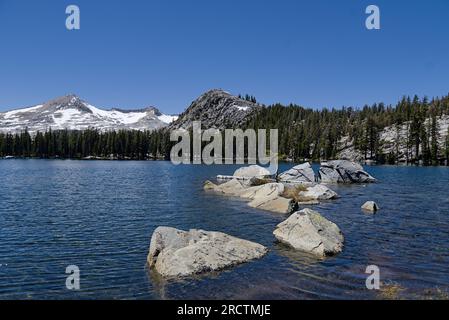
[0,160,448,299]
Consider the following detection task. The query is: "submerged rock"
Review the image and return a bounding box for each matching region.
[319,160,376,183]
[298,184,338,200]
[278,163,316,184]
[147,227,268,277]
[361,201,380,212]
[273,208,344,257]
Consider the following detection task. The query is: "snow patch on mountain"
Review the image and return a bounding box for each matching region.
[86,104,148,125]
[158,114,179,124]
[234,105,250,112]
[4,105,43,119]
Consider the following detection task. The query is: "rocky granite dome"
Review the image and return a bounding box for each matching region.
[0,95,177,134]
[169,89,263,129]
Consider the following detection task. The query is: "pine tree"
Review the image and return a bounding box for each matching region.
[445,127,449,166]
[430,112,440,165]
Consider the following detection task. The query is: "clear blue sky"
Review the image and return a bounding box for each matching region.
[0,0,448,114]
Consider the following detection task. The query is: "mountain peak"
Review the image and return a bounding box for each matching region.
[42,94,92,113]
[170,89,262,129]
[202,89,231,96]
[48,94,82,104]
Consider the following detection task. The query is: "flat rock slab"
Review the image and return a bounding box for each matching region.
[239,183,285,200]
[298,184,339,200]
[205,179,284,199]
[204,180,295,214]
[248,196,297,214]
[148,227,268,278]
[273,208,344,257]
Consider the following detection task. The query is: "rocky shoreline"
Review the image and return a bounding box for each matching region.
[148,160,378,278]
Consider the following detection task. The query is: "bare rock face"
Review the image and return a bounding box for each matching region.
[278,163,316,184]
[147,227,268,277]
[273,209,344,257]
[298,184,339,200]
[337,115,449,164]
[319,160,376,183]
[361,201,380,212]
[169,89,262,130]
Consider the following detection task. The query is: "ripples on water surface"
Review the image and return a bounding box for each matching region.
[0,160,448,299]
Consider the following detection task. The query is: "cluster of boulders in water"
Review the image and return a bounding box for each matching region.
[147,160,378,278]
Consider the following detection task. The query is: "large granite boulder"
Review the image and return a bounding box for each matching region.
[278,163,316,184]
[319,160,376,183]
[233,165,272,179]
[217,165,272,181]
[148,227,268,277]
[273,209,344,257]
[298,184,338,200]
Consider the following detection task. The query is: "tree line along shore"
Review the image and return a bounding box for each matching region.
[1,94,449,165]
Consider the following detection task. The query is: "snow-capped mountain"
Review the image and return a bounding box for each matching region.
[0,95,178,133]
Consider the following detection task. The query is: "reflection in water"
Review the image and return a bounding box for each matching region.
[0,160,448,299]
[148,268,170,300]
[274,242,323,267]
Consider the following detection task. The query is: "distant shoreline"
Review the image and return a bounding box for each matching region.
[1,156,448,167]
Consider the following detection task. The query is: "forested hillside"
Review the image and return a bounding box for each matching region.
[246,94,449,165]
